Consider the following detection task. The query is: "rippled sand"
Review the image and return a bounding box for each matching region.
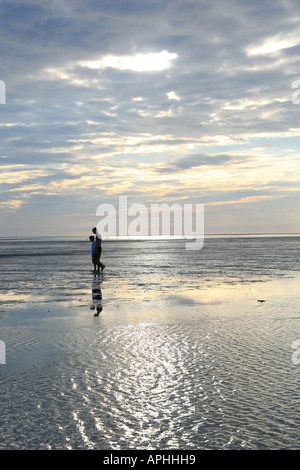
[0,238,300,449]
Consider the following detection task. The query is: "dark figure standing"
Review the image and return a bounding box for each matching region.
[92,227,105,273]
[89,235,98,273]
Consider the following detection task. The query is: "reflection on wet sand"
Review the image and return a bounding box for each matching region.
[90,275,103,317]
[1,237,300,449]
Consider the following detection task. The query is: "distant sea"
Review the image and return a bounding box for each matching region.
[0,235,300,449]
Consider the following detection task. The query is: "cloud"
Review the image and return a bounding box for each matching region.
[167,91,180,101]
[79,50,178,72]
[246,34,300,56]
[156,153,234,173]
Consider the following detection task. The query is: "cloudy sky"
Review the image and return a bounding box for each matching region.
[0,0,300,237]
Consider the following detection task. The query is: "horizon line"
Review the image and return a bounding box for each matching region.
[1,232,299,239]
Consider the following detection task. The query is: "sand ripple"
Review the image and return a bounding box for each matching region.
[1,313,300,449]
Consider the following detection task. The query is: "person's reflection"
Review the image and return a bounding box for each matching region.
[90,275,103,317]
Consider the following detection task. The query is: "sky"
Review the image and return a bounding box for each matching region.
[0,0,300,237]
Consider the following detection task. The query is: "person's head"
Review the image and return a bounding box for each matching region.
[89,235,94,242]
[92,227,96,234]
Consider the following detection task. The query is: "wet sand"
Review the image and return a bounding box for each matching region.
[1,238,300,449]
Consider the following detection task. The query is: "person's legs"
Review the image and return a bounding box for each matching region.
[92,246,100,272]
[92,245,104,273]
[98,247,105,271]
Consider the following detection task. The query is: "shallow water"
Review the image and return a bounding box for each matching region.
[0,237,300,449]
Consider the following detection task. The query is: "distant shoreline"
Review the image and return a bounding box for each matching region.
[1,233,299,240]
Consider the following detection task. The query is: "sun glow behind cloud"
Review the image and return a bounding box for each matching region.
[79,50,178,72]
[246,35,300,56]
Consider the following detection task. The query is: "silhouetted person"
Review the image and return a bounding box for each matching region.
[89,235,99,273]
[91,227,105,273]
